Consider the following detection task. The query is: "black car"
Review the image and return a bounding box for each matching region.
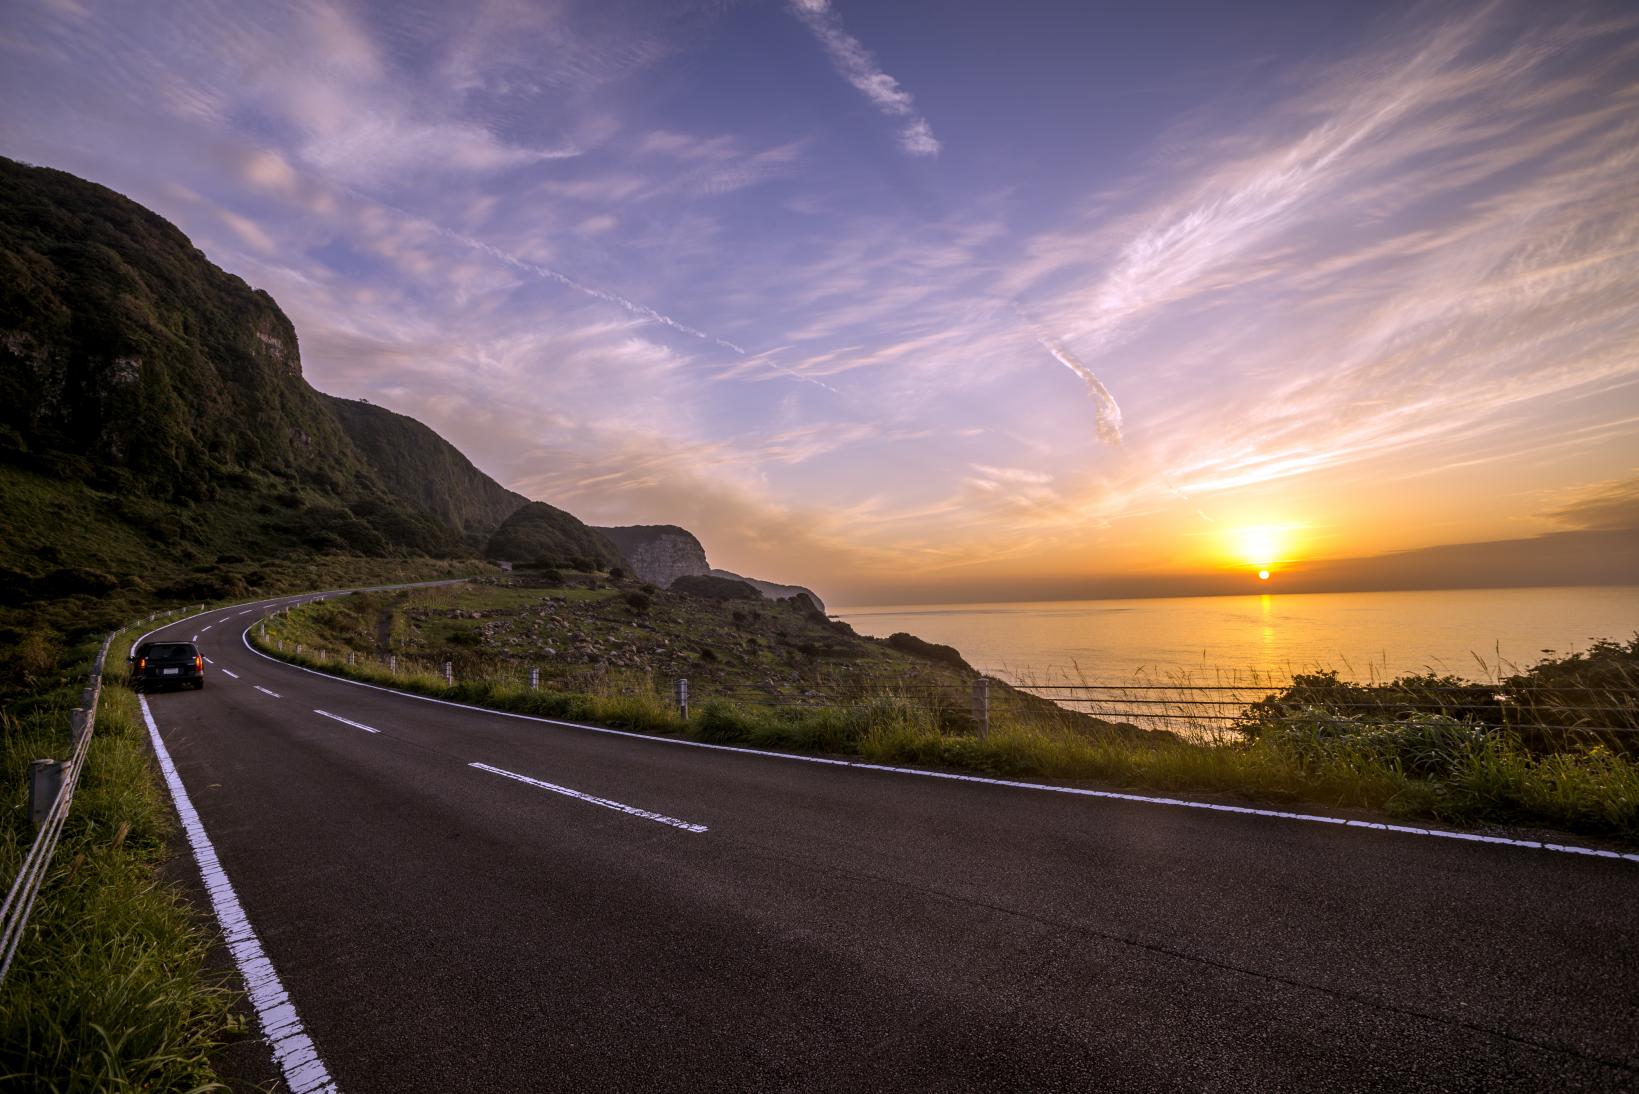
[130,641,205,691]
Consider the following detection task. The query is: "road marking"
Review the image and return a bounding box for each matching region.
[192,634,199,641]
[201,624,212,632]
[219,616,231,622]
[204,656,214,665]
[242,627,1639,865]
[220,669,239,679]
[314,709,381,734]
[470,762,709,833]
[138,696,338,1094]
[253,686,281,699]
[238,609,254,616]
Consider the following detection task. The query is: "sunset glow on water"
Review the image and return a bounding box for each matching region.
[839,586,1639,687]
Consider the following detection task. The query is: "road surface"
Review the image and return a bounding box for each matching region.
[136,593,1639,1092]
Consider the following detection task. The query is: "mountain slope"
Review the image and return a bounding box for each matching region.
[322,394,527,544]
[486,502,623,570]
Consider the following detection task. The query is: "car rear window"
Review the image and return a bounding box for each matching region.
[146,643,197,659]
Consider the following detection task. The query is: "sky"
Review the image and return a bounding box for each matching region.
[3,0,1636,605]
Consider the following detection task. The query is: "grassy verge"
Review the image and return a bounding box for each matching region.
[254,600,1639,845]
[0,652,236,1091]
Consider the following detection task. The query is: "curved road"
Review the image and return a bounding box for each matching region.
[136,593,1638,1092]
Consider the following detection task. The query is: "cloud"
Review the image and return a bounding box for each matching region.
[786,0,941,156]
[1544,474,1639,531]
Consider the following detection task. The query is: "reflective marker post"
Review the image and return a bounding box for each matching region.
[676,678,689,720]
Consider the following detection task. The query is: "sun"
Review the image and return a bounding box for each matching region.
[1233,525,1286,568]
[1225,523,1301,580]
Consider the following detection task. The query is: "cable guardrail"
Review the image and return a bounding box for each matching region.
[0,632,115,986]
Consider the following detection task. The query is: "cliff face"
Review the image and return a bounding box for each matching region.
[596,525,710,587]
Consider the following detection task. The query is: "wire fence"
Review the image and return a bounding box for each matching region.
[0,631,117,987]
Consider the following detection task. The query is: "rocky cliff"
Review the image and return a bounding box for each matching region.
[595,525,710,587]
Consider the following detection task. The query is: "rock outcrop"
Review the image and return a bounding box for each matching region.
[709,569,825,613]
[596,525,710,587]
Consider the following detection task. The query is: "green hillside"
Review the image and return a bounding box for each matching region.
[322,394,528,545]
[485,502,624,570]
[0,156,550,651]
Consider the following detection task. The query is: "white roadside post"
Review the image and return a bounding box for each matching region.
[529,667,539,690]
[444,661,453,686]
[676,678,689,720]
[389,654,397,674]
[973,677,991,742]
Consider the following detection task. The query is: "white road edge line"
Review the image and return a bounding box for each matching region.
[241,625,1639,866]
[253,685,281,699]
[314,709,381,734]
[470,762,708,832]
[220,669,240,679]
[139,695,338,1094]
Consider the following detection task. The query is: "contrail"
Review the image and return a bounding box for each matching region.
[786,0,941,156]
[1013,304,1123,446]
[432,224,745,353]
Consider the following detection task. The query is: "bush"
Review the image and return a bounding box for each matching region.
[623,590,652,612]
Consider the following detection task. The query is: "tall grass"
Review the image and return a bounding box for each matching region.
[0,676,236,1091]
[254,608,1639,843]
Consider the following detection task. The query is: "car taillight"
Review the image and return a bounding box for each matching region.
[195,655,204,670]
[138,658,146,671]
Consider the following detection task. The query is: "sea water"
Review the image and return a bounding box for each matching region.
[836,585,1639,687]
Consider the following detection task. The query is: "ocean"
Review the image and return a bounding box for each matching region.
[835,585,1639,687]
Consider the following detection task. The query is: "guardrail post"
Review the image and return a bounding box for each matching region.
[444,661,453,685]
[973,677,991,741]
[68,709,88,746]
[529,667,539,690]
[80,687,96,711]
[29,760,63,829]
[676,678,689,720]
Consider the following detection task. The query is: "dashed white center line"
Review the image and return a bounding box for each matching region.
[313,710,381,734]
[191,634,199,641]
[203,656,214,664]
[219,616,231,622]
[201,624,212,632]
[470,762,709,832]
[220,669,239,679]
[238,609,254,616]
[253,686,281,699]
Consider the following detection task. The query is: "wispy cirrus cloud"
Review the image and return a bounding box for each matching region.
[786,0,940,156]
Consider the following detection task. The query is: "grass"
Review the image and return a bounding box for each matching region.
[0,648,238,1091]
[255,593,1639,845]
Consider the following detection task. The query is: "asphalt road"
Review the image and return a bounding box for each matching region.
[136,593,1639,1092]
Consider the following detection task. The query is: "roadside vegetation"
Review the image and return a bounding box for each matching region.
[256,575,1639,845]
[0,622,236,1091]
